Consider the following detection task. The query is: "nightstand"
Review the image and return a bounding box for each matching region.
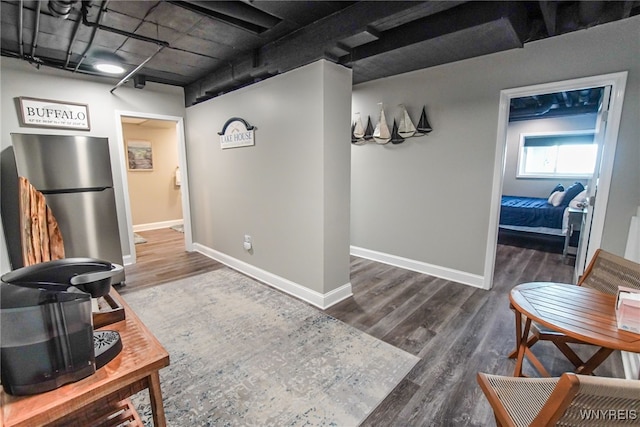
[563,207,586,260]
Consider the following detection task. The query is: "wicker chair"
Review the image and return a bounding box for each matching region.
[477,372,640,427]
[508,249,640,371]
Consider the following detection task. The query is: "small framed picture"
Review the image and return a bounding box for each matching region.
[127,140,153,171]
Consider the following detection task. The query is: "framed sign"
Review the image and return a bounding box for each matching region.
[218,117,255,149]
[17,97,90,130]
[127,140,153,171]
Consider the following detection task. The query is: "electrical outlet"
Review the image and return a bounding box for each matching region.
[243,234,253,252]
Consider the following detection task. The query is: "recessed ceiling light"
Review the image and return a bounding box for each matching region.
[95,63,126,74]
[91,50,126,75]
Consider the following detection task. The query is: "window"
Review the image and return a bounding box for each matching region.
[517,131,597,179]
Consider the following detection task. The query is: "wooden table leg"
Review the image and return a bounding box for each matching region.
[513,305,522,353]
[554,341,586,369]
[575,347,614,375]
[512,313,551,377]
[523,346,551,378]
[148,372,167,427]
[513,314,531,377]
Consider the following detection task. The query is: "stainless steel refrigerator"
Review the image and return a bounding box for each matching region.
[10,133,125,283]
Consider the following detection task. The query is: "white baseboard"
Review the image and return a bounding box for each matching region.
[133,220,183,232]
[350,246,485,289]
[122,254,133,266]
[193,243,353,309]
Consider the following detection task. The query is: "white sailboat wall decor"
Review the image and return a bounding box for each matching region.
[373,103,391,144]
[397,104,416,138]
[352,112,366,145]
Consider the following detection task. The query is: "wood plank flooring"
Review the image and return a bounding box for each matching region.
[119,228,224,294]
[122,228,625,426]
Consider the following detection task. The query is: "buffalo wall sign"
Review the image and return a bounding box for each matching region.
[218,117,255,149]
[17,97,91,131]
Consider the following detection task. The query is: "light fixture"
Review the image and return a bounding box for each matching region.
[92,50,126,75]
[95,63,125,74]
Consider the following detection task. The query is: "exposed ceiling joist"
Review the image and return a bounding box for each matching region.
[340,1,528,65]
[167,0,281,34]
[1,0,638,107]
[186,1,424,102]
[538,0,558,35]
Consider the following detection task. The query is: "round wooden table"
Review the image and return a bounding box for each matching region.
[509,281,640,377]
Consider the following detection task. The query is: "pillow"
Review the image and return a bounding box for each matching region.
[572,189,587,203]
[549,184,564,197]
[569,189,588,209]
[548,191,565,207]
[561,182,585,207]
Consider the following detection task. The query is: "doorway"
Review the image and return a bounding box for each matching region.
[483,72,628,288]
[115,111,193,265]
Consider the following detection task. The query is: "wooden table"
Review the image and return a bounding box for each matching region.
[1,289,170,426]
[510,282,640,377]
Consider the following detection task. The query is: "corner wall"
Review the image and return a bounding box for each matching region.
[185,60,352,308]
[351,15,640,284]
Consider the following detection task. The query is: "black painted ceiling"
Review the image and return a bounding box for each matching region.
[1,1,638,107]
[510,87,605,121]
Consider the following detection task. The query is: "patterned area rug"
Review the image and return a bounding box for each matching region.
[123,268,419,426]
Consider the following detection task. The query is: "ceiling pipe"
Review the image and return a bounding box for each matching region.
[1,48,119,78]
[80,1,169,48]
[110,45,165,93]
[509,95,556,120]
[43,1,83,69]
[74,1,108,72]
[30,1,42,59]
[64,12,83,68]
[18,0,24,58]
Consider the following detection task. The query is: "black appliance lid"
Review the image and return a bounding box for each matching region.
[1,258,114,285]
[0,282,89,309]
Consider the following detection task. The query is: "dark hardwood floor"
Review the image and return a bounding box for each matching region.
[120,228,224,295]
[122,228,625,426]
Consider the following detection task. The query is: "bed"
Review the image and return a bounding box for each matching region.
[499,182,587,237]
[499,195,566,236]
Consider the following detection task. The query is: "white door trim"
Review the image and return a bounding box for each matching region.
[115,110,193,265]
[484,71,628,289]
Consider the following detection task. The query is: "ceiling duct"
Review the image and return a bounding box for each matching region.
[48,0,78,19]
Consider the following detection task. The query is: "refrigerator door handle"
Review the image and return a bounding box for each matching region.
[41,187,111,195]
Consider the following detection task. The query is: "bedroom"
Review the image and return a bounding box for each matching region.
[498,87,602,271]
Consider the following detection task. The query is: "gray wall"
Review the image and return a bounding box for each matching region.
[351,15,640,277]
[185,60,352,295]
[502,114,596,198]
[0,58,185,273]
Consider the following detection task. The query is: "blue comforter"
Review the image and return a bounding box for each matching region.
[500,196,565,229]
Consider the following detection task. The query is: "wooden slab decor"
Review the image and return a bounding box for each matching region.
[18,176,65,266]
